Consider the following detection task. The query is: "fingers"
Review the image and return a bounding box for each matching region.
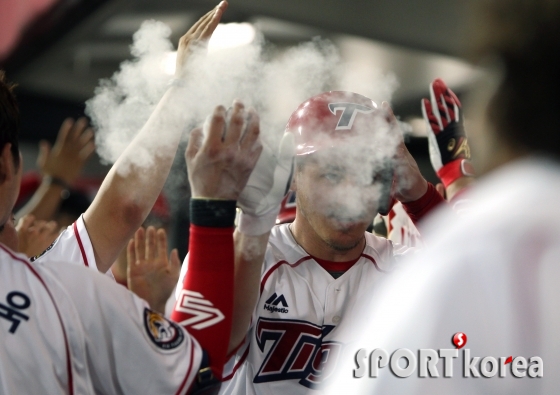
[200,2,226,40]
[79,140,96,161]
[146,226,157,262]
[202,106,227,152]
[239,108,260,151]
[224,101,245,145]
[16,214,35,232]
[127,239,136,267]
[421,98,441,133]
[186,127,203,162]
[134,227,146,265]
[156,228,169,263]
[56,118,74,145]
[169,249,181,273]
[37,140,50,169]
[69,118,89,141]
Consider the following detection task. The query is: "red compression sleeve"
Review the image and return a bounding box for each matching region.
[402,182,445,225]
[171,224,234,380]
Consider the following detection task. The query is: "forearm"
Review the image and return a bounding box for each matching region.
[15,178,66,221]
[84,86,188,272]
[402,182,446,225]
[229,229,269,352]
[171,199,236,379]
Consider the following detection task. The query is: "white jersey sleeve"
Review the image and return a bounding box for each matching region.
[0,244,203,395]
[32,214,100,272]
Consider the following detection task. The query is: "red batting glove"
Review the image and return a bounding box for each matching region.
[421,78,474,188]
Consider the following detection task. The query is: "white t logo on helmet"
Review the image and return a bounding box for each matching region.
[328,102,374,130]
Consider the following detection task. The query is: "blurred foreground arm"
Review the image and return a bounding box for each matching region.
[83,2,228,273]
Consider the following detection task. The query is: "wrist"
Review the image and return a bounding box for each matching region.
[190,198,237,228]
[42,175,71,191]
[238,205,281,236]
[437,159,475,189]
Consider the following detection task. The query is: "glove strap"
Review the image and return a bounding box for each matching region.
[238,206,281,236]
[437,159,475,189]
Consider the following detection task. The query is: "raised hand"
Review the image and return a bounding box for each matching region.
[175,1,228,79]
[421,78,474,189]
[16,215,59,259]
[38,117,95,185]
[127,227,180,314]
[186,100,263,200]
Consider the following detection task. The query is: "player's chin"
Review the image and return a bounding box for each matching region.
[324,233,363,252]
[323,220,367,250]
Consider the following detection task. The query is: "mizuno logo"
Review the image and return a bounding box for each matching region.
[264,293,289,313]
[174,290,225,330]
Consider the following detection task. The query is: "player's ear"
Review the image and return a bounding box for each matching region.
[0,143,15,184]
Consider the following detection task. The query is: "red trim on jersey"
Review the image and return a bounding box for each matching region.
[222,344,250,381]
[260,256,313,295]
[1,245,75,394]
[310,255,360,273]
[361,253,387,273]
[73,221,89,267]
[226,337,246,359]
[402,182,445,225]
[176,336,196,395]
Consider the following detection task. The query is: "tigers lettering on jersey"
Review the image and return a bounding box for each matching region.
[254,317,341,389]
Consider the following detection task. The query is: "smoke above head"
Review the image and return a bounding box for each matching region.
[85,20,402,213]
[86,19,401,161]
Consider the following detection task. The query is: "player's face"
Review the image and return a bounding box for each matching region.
[294,151,382,251]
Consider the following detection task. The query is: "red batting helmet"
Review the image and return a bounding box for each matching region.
[285,91,381,155]
[284,91,396,215]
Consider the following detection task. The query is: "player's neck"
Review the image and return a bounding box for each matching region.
[290,217,365,262]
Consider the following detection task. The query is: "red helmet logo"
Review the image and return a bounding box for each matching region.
[285,91,380,156]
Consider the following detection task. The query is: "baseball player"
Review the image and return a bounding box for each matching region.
[327,1,560,393]
[173,91,444,394]
[28,1,229,280]
[0,54,269,393]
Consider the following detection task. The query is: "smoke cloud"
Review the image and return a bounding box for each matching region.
[85,20,403,218]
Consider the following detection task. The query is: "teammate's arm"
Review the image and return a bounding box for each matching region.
[172,101,263,380]
[229,133,295,351]
[82,2,228,274]
[383,102,445,225]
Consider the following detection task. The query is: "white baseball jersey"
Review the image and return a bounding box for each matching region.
[327,157,560,394]
[219,224,415,394]
[32,214,98,271]
[0,244,202,394]
[386,201,423,248]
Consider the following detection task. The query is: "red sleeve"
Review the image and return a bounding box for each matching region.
[171,224,234,380]
[402,182,446,225]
